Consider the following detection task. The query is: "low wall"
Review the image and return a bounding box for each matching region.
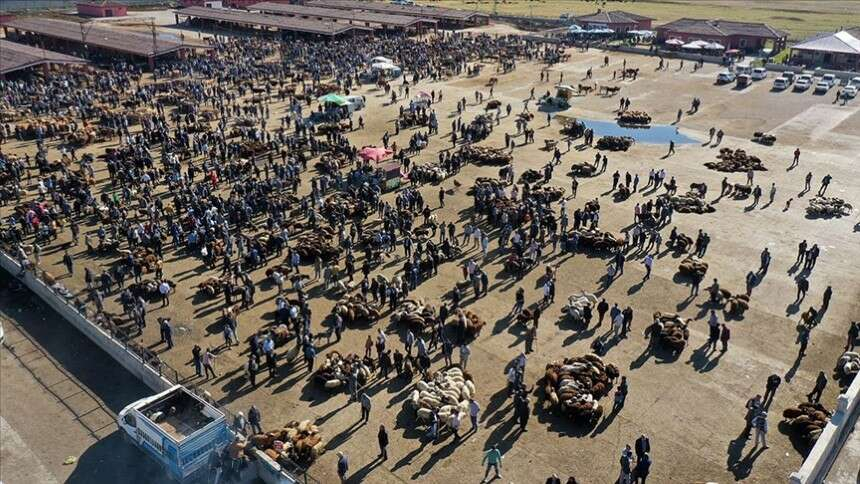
[764,63,857,82]
[0,252,174,393]
[789,373,860,484]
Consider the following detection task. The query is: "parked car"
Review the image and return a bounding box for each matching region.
[736,74,751,88]
[820,73,839,88]
[782,71,796,84]
[849,76,860,87]
[772,77,789,90]
[794,75,813,91]
[814,80,832,93]
[751,68,767,80]
[716,71,736,84]
[842,85,858,98]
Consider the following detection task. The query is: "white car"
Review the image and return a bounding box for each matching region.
[814,80,832,93]
[716,71,736,84]
[345,95,366,113]
[772,77,789,90]
[820,73,838,87]
[849,76,860,87]
[751,68,767,80]
[794,75,812,91]
[843,85,858,98]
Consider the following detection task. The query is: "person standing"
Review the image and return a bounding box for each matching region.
[377,425,389,460]
[203,348,217,379]
[192,344,203,377]
[619,445,634,484]
[719,324,731,352]
[459,344,471,370]
[62,250,74,275]
[248,405,263,434]
[742,394,762,437]
[807,371,828,403]
[159,279,171,306]
[847,321,859,351]
[634,434,651,462]
[360,391,372,424]
[642,255,653,280]
[481,444,503,482]
[633,452,652,483]
[753,411,769,449]
[763,374,781,408]
[469,398,480,432]
[336,451,349,483]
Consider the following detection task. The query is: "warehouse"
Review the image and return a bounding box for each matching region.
[175,6,372,37]
[250,2,436,31]
[307,0,488,28]
[0,17,205,69]
[0,39,89,77]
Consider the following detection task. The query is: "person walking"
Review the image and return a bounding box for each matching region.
[635,434,651,462]
[377,425,389,460]
[62,250,74,275]
[807,371,828,403]
[619,445,634,484]
[642,254,653,280]
[481,444,503,482]
[192,345,203,377]
[459,343,471,370]
[336,451,349,483]
[742,394,762,437]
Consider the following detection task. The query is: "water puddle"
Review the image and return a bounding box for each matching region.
[580,118,699,144]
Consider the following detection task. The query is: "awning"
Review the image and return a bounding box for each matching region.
[705,42,726,50]
[318,93,348,106]
[359,146,393,162]
[371,62,398,70]
[665,38,684,46]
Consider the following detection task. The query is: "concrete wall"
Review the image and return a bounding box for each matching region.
[0,252,174,393]
[764,63,858,82]
[789,374,860,484]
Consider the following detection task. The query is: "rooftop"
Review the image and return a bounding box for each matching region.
[792,29,860,55]
[176,6,373,36]
[1,17,204,57]
[0,39,89,75]
[250,2,436,27]
[308,0,487,21]
[576,10,653,25]
[657,18,787,39]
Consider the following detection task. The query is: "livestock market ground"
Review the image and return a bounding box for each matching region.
[4,33,860,483]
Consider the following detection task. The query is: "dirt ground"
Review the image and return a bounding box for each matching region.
[4,34,860,484]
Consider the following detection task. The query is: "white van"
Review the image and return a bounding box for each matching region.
[751,68,767,80]
[345,95,366,113]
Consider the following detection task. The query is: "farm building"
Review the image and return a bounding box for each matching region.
[790,28,860,71]
[574,11,653,32]
[656,18,787,53]
[76,2,128,17]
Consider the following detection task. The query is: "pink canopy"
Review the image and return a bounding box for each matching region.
[359,146,393,162]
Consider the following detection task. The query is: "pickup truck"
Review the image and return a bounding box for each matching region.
[118,386,232,482]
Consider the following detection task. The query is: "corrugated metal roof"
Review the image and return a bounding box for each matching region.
[308,0,486,21]
[250,2,435,27]
[792,30,860,55]
[176,6,372,35]
[0,39,89,74]
[657,18,786,39]
[1,17,201,57]
[576,11,652,25]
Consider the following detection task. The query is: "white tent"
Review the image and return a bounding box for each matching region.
[628,30,655,38]
[371,56,393,64]
[705,42,726,50]
[567,24,584,33]
[371,62,398,70]
[665,38,684,46]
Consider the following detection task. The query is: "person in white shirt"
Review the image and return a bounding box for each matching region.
[459,344,471,370]
[468,398,480,431]
[642,255,653,280]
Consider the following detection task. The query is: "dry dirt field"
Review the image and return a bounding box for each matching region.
[4,30,860,484]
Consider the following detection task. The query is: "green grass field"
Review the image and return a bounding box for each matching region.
[426,0,860,40]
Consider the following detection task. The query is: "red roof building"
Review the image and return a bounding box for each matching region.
[575,11,653,32]
[656,18,787,52]
[76,2,128,17]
